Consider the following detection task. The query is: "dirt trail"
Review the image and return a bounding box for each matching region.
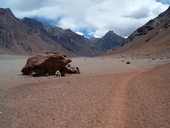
[104,67,146,128]
[105,64,170,128]
[123,63,170,128]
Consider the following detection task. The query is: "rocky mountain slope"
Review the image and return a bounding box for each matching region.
[22,17,101,56]
[0,8,67,55]
[111,6,170,58]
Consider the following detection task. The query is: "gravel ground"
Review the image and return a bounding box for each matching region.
[0,55,169,128]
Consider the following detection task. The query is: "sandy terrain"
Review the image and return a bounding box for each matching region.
[0,55,170,128]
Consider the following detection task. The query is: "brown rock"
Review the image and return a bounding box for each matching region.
[64,66,80,74]
[21,51,71,76]
[59,65,80,77]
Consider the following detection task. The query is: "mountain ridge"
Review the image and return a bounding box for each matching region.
[0,8,68,55]
[22,17,102,56]
[0,8,131,56]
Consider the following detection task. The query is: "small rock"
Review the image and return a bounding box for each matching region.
[126,62,130,64]
[152,57,156,60]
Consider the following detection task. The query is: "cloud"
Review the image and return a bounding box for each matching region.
[124,6,150,19]
[76,32,84,36]
[2,0,169,37]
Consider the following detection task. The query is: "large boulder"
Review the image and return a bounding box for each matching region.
[21,51,71,76]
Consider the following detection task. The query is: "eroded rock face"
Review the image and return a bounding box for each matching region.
[21,51,72,76]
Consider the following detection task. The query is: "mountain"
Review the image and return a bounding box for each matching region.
[0,8,127,56]
[0,8,66,55]
[0,8,101,56]
[94,30,125,52]
[111,6,170,58]
[22,17,101,56]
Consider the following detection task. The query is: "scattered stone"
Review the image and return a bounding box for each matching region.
[126,62,130,64]
[59,65,80,77]
[152,57,156,60]
[56,71,61,77]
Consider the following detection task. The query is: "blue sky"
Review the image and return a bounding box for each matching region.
[157,0,170,4]
[0,0,169,37]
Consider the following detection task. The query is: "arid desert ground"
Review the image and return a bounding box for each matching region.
[0,55,170,128]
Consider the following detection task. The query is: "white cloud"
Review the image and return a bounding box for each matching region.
[3,0,169,37]
[76,31,84,36]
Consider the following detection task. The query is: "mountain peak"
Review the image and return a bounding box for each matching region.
[22,17,42,25]
[106,30,115,34]
[104,30,117,37]
[94,30,125,52]
[0,8,15,18]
